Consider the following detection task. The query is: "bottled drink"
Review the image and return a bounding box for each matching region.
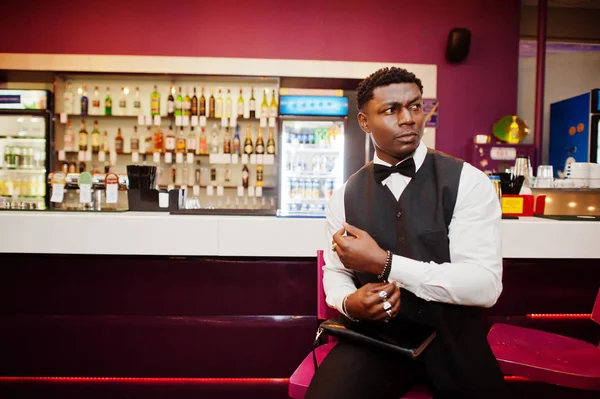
[81,85,89,116]
[215,88,223,118]
[208,88,216,118]
[232,124,241,154]
[269,89,278,118]
[176,128,187,154]
[91,120,101,152]
[255,127,265,154]
[187,127,197,154]
[243,124,253,155]
[256,165,264,187]
[64,82,74,114]
[191,87,198,116]
[261,89,269,118]
[151,85,161,116]
[237,88,245,118]
[242,164,249,188]
[199,86,206,117]
[165,126,176,153]
[195,161,201,185]
[266,127,276,155]
[183,87,191,117]
[133,87,142,115]
[64,120,75,151]
[115,128,124,154]
[167,85,175,117]
[223,127,231,154]
[175,87,183,117]
[144,126,153,154]
[225,89,232,118]
[130,126,140,153]
[91,86,101,115]
[78,120,88,151]
[153,126,164,153]
[249,86,256,119]
[198,127,207,154]
[210,124,219,154]
[119,87,128,115]
[104,87,112,116]
[103,130,110,152]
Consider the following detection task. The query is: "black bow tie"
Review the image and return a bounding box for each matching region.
[373,157,416,183]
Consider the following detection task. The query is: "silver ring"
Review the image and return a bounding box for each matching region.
[386,309,393,318]
[378,290,388,301]
[383,301,392,311]
[331,242,338,251]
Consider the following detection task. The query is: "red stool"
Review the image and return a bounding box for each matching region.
[487,288,600,391]
[288,250,432,398]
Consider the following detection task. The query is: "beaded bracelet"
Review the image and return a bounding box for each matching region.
[377,250,392,282]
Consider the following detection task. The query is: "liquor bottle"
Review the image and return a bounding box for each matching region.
[243,124,253,154]
[133,87,142,115]
[242,164,249,188]
[144,126,153,154]
[64,120,75,151]
[195,161,201,185]
[151,85,161,116]
[215,88,223,118]
[269,89,278,118]
[91,120,101,152]
[210,165,216,182]
[64,82,74,114]
[191,87,198,116]
[198,127,207,154]
[115,128,124,154]
[183,87,191,117]
[91,86,101,115]
[130,126,140,153]
[119,87,128,115]
[210,124,219,154]
[237,88,245,119]
[225,89,232,118]
[175,87,183,117]
[79,161,87,173]
[224,166,231,182]
[261,89,269,118]
[223,127,231,154]
[102,130,110,152]
[153,125,164,153]
[81,85,89,116]
[187,127,197,154]
[256,164,264,187]
[199,86,206,117]
[208,88,216,118]
[167,85,175,117]
[232,124,241,154]
[176,128,187,154]
[249,86,256,119]
[165,126,176,154]
[104,87,112,116]
[255,127,265,154]
[78,120,88,151]
[266,127,276,155]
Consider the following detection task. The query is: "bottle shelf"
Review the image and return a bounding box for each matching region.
[285,172,337,179]
[0,168,46,173]
[284,146,341,153]
[0,136,46,140]
[62,114,269,122]
[158,184,276,190]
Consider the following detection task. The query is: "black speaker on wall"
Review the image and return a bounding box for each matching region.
[446,28,471,63]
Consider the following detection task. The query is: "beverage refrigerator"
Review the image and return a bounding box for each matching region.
[277,95,348,217]
[0,89,53,210]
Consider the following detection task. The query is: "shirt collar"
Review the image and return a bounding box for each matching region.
[372,140,427,173]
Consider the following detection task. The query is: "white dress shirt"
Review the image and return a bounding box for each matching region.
[323,141,503,317]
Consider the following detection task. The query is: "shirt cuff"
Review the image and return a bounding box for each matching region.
[388,254,427,289]
[326,285,357,318]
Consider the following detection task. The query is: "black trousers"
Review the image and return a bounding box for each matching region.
[305,340,508,399]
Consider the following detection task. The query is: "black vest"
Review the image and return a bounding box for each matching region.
[344,150,507,397]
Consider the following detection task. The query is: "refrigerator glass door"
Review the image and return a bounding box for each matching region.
[0,114,47,209]
[279,119,344,217]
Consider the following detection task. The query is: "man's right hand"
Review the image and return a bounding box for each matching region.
[345,282,400,321]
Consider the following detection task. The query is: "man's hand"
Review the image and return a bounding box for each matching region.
[345,282,400,321]
[332,222,388,275]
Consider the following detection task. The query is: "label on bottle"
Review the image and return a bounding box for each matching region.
[91,134,101,148]
[183,100,191,110]
[165,137,176,151]
[168,100,175,113]
[237,102,244,117]
[81,97,89,115]
[249,100,256,110]
[175,99,182,109]
[134,100,141,109]
[64,93,73,114]
[92,100,100,108]
[131,138,139,151]
[267,144,275,155]
[269,107,277,118]
[119,100,126,108]
[255,143,264,154]
[51,183,65,203]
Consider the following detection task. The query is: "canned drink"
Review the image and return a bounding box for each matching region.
[489,175,502,204]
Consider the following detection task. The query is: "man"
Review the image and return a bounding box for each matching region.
[306,67,508,398]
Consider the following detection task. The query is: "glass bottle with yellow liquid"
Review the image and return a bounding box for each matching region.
[255,127,265,154]
[176,128,187,154]
[153,126,164,153]
[266,127,276,155]
[91,120,101,152]
[244,125,253,155]
[78,120,88,152]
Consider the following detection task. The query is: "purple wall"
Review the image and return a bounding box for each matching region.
[0,0,520,158]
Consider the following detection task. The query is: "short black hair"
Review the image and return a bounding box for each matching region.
[357,67,423,110]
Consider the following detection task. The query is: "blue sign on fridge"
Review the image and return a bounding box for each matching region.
[279,95,348,117]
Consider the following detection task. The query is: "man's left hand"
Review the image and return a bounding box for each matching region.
[332,223,388,275]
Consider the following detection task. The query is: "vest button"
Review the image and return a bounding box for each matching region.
[398,237,405,243]
[396,212,403,218]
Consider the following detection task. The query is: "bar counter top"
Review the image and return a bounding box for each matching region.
[0,211,598,258]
